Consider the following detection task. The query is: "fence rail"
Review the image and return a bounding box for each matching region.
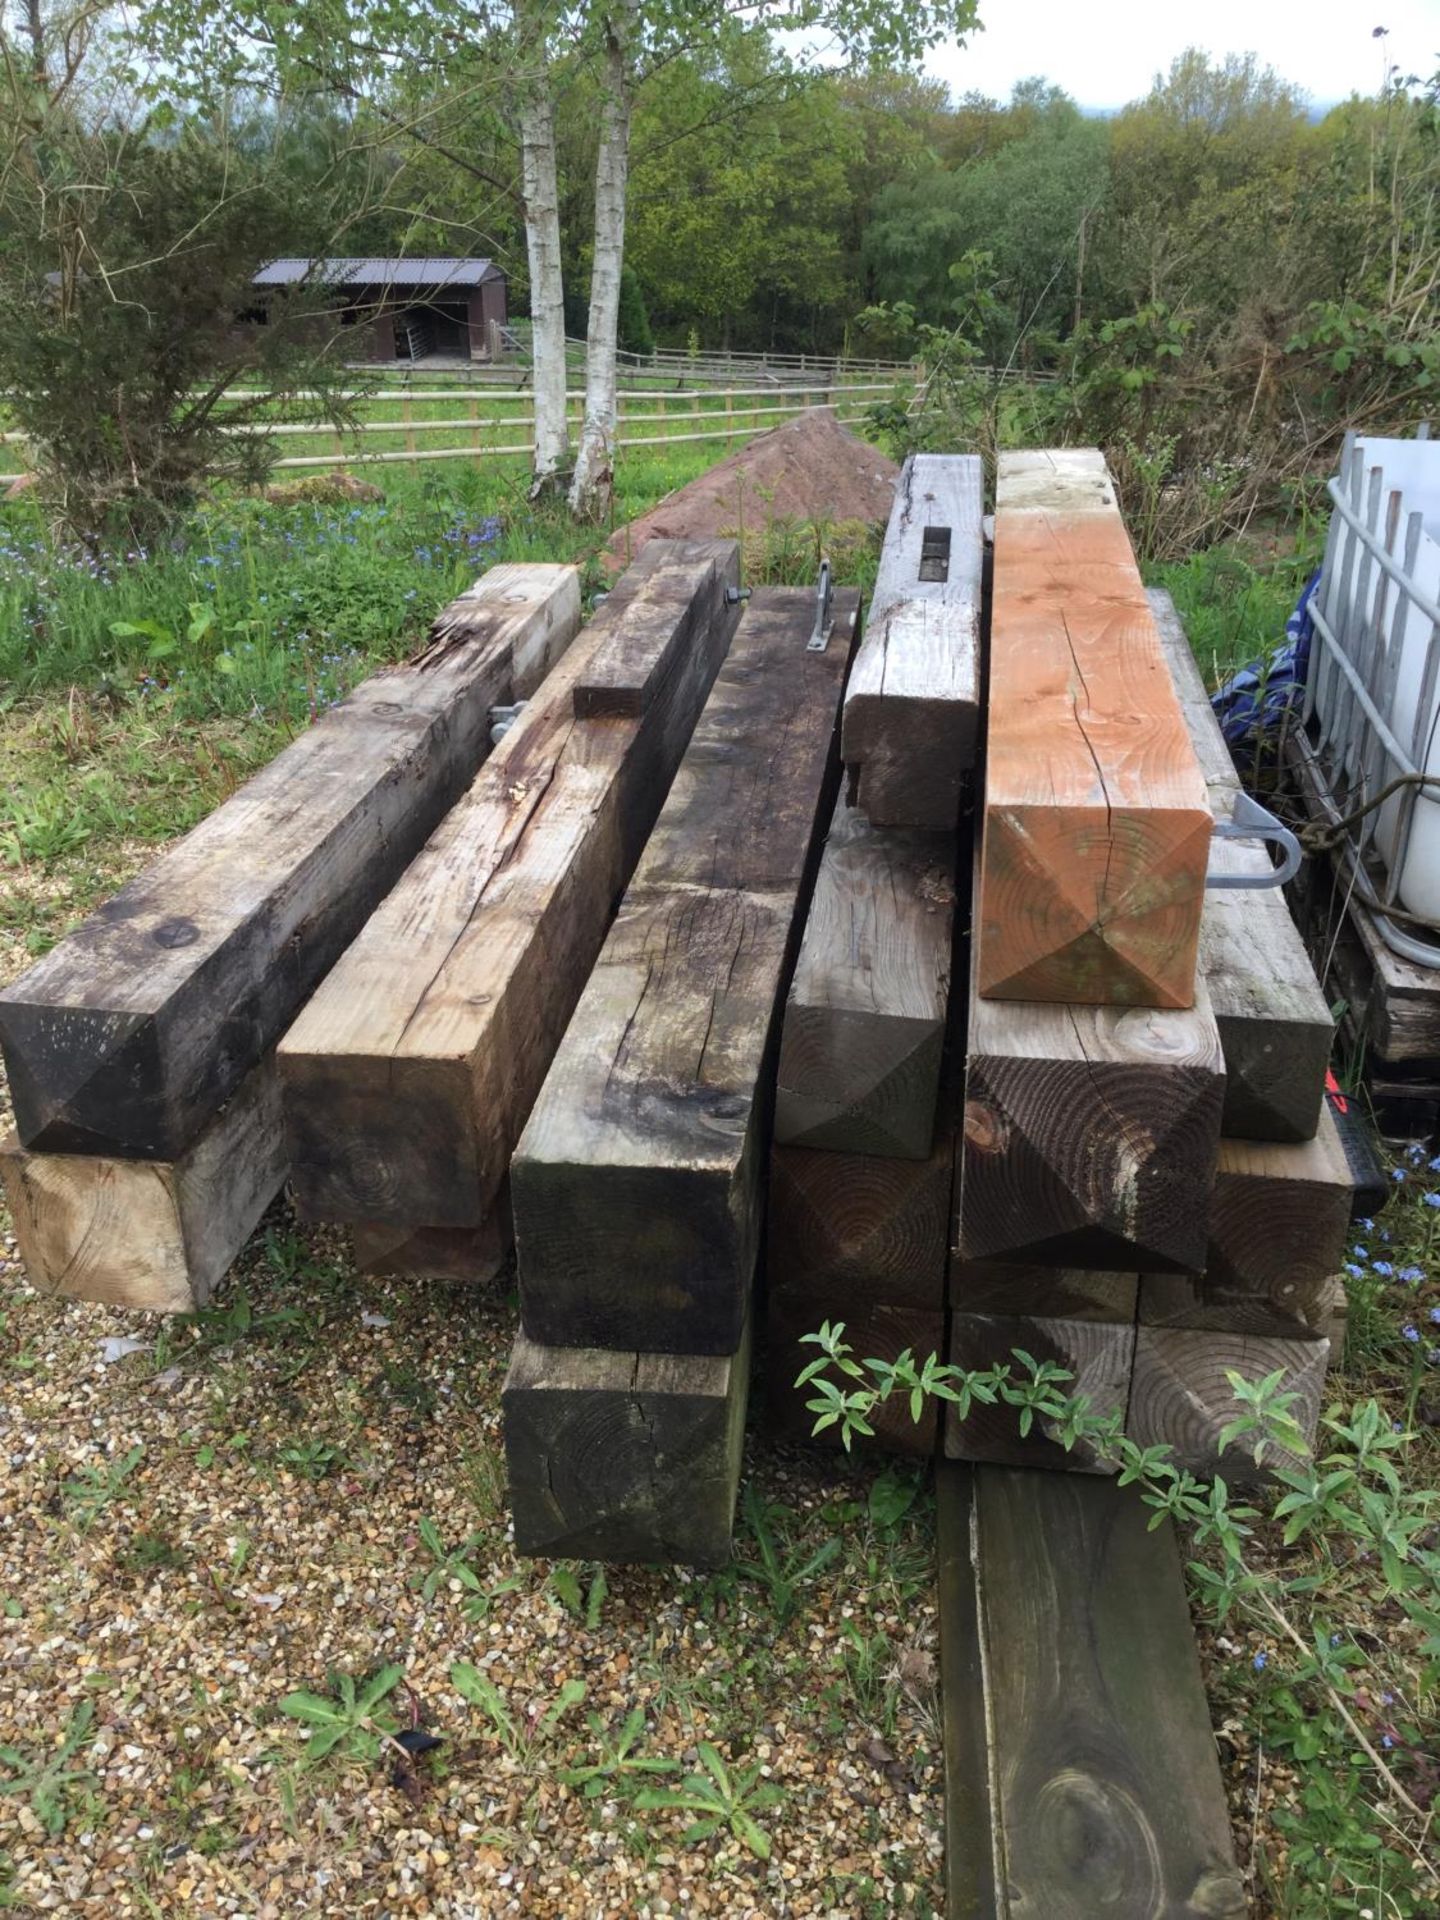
[0,380,900,483]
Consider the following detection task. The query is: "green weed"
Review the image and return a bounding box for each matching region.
[277,1665,404,1767]
[61,1445,143,1530]
[449,1663,586,1766]
[634,1740,782,1861]
[0,1703,97,1835]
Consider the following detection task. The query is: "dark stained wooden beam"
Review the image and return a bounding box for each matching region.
[1141,1108,1351,1340]
[950,1260,1137,1321]
[944,1312,1135,1474]
[503,1322,751,1567]
[842,453,984,828]
[766,1289,943,1459]
[1128,1325,1329,1477]
[513,590,858,1357]
[278,543,741,1229]
[937,1462,1248,1918]
[768,1135,952,1314]
[0,565,582,1160]
[773,789,955,1158]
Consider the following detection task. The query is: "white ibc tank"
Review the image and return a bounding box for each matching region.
[1321,436,1440,924]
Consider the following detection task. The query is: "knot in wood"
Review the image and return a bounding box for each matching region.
[963,1099,1007,1155]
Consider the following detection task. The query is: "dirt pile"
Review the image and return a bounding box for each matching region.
[603,407,898,575]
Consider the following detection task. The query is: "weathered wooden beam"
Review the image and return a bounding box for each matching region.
[1150,587,1333,1140]
[960,853,1226,1273]
[1136,1113,1351,1336]
[937,1461,1247,1919]
[841,453,984,828]
[950,1260,1137,1320]
[278,542,741,1229]
[1128,1325,1329,1477]
[773,789,954,1158]
[0,565,582,1161]
[944,1313,1135,1473]
[768,1135,951,1313]
[1141,1108,1352,1339]
[350,1209,510,1284]
[514,589,858,1357]
[503,1322,751,1567]
[0,1061,285,1312]
[980,451,1213,1008]
[766,1289,943,1459]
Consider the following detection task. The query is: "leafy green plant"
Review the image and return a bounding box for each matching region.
[559,1709,680,1798]
[634,1741,782,1860]
[61,1446,143,1531]
[734,1484,842,1628]
[450,1664,587,1766]
[0,1704,97,1835]
[277,1666,403,1767]
[549,1562,608,1628]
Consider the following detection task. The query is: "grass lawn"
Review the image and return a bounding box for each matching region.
[0,449,1437,1915]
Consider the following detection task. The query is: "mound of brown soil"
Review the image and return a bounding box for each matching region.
[603,407,897,575]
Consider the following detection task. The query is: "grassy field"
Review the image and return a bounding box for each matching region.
[1,445,1437,1914]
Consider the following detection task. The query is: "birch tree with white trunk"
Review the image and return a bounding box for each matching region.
[518,39,570,495]
[567,0,635,519]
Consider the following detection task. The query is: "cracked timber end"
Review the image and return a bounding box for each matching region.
[502,1321,751,1567]
[979,447,1213,1011]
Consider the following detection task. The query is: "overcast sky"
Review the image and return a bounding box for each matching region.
[923,0,1440,114]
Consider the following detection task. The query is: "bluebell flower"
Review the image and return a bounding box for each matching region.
[1403,1324,1421,1343]
[1345,1263,1364,1279]
[1373,1261,1394,1277]
[1357,1217,1374,1231]
[1408,1143,1426,1164]
[1353,1246,1370,1260]
[1393,1168,1407,1182]
[1383,1734,1395,1749]
[1400,1266,1424,1283]
[1330,1632,1342,1646]
[1431,1307,1440,1325]
[1425,1193,1440,1210]
[1253,1651,1267,1670]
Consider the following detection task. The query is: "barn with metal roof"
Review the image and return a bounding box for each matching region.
[251,257,508,363]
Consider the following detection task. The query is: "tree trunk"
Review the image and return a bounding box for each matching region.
[568,7,634,522]
[519,70,569,498]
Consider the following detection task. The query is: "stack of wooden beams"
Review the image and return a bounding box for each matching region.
[766,454,982,1458]
[0,565,583,1312]
[953,452,1342,1478]
[503,583,860,1566]
[276,539,744,1282]
[767,449,1346,1485]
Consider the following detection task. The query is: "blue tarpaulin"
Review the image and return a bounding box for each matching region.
[1210,567,1322,754]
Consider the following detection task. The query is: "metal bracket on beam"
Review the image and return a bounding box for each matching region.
[807,559,834,652]
[1206,793,1302,891]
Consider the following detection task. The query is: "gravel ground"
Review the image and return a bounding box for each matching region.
[0,838,944,1919]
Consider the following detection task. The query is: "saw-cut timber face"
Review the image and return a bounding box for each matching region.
[773,788,955,1159]
[980,450,1213,1009]
[0,564,581,1161]
[949,1261,1137,1321]
[278,542,741,1230]
[938,1462,1248,1920]
[766,1289,943,1458]
[350,1207,510,1284]
[1150,588,1332,1142]
[0,1060,285,1312]
[503,1322,751,1567]
[513,590,858,1358]
[841,453,984,829]
[1140,1106,1351,1339]
[768,1138,952,1312]
[960,993,1226,1274]
[945,1312,1134,1472]
[1128,1325,1329,1479]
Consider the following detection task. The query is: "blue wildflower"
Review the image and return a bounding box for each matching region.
[1345,1263,1364,1279]
[1393,1168,1408,1182]
[1253,1651,1267,1670]
[1400,1266,1424,1283]
[1431,1307,1440,1325]
[1357,1217,1374,1231]
[1403,1325,1421,1342]
[1373,1261,1394,1277]
[1425,1193,1440,1210]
